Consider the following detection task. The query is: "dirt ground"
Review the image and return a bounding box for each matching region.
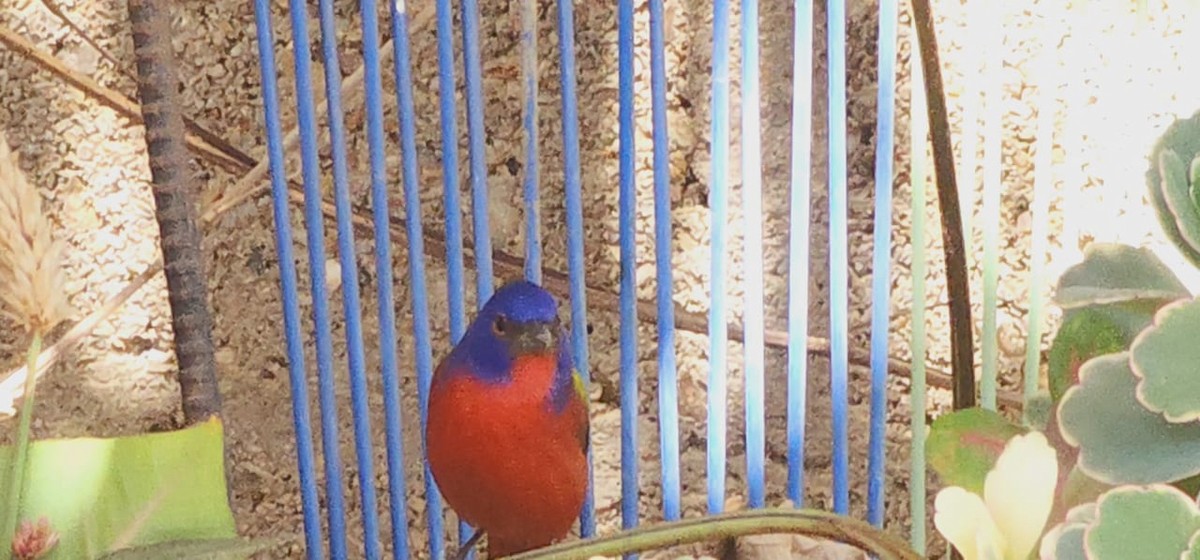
[2,0,1199,558]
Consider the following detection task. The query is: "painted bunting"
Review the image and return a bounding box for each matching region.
[426,280,590,558]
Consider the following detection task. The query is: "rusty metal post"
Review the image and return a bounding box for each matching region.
[126,0,222,424]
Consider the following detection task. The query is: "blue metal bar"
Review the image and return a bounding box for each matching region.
[434,0,466,555]
[521,0,542,283]
[618,0,640,550]
[555,0,596,537]
[706,0,732,516]
[740,0,766,510]
[980,3,1005,412]
[786,0,814,509]
[320,0,384,554]
[462,0,494,302]
[907,38,929,555]
[827,0,850,515]
[250,3,322,556]
[436,0,467,362]
[867,0,900,528]
[282,2,350,555]
[647,0,681,522]
[386,3,441,559]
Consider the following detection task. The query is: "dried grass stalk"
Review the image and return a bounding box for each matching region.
[0,131,70,335]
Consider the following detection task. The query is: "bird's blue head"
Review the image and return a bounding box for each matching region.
[446,280,564,384]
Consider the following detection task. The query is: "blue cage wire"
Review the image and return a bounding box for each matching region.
[250,0,906,558]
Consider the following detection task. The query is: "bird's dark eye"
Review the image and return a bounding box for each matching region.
[493,315,508,335]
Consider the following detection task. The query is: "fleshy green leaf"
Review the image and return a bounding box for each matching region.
[1053,244,1190,309]
[0,418,235,559]
[1039,504,1095,560]
[1189,155,1200,211]
[1186,530,1200,560]
[1159,150,1200,258]
[1060,467,1115,513]
[1058,353,1200,485]
[1130,298,1200,422]
[97,537,286,560]
[1040,523,1089,560]
[1084,484,1200,559]
[1023,390,1053,431]
[1046,307,1130,403]
[926,408,1026,495]
[1146,111,1200,269]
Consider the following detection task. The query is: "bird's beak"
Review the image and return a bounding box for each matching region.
[515,322,556,353]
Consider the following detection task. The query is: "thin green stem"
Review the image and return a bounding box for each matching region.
[507,510,923,560]
[2,332,43,560]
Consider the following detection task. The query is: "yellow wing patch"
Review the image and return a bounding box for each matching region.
[571,369,591,452]
[571,369,589,409]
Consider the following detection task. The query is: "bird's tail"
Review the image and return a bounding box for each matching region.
[452,530,486,560]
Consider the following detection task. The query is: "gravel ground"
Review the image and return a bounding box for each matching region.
[2,0,1199,558]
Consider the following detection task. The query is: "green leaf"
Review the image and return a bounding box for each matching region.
[1060,467,1115,513]
[1085,484,1200,559]
[1023,390,1053,430]
[1159,150,1200,258]
[1187,531,1200,560]
[1053,525,1089,560]
[1130,298,1200,422]
[1047,307,1131,402]
[1189,154,1200,211]
[1038,503,1096,560]
[98,537,286,560]
[0,418,235,559]
[1053,243,1190,309]
[1058,353,1200,485]
[925,407,1026,495]
[1146,110,1200,269]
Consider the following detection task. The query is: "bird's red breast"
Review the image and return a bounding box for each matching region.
[426,353,588,557]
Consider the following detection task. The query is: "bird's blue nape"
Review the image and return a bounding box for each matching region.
[441,280,563,385]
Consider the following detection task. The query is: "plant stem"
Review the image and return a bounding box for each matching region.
[1,332,43,560]
[506,509,923,560]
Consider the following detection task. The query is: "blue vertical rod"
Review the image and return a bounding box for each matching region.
[827,0,851,515]
[462,0,494,302]
[385,3,442,559]
[433,0,466,555]
[250,2,323,556]
[555,0,596,537]
[617,0,640,551]
[867,0,899,528]
[520,0,542,282]
[706,0,732,516]
[979,3,1004,412]
[282,2,351,555]
[785,0,814,508]
[907,38,929,554]
[317,0,384,553]
[647,0,681,522]
[436,0,467,368]
[740,0,767,510]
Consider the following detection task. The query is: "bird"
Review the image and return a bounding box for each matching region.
[425,279,590,559]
